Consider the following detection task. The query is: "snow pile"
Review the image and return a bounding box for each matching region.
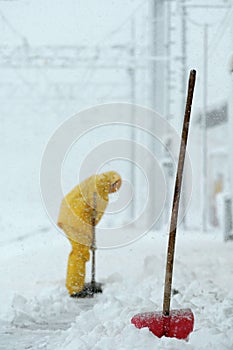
[1,230,233,349]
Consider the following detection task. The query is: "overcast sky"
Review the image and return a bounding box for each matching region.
[0,0,232,113]
[0,0,142,45]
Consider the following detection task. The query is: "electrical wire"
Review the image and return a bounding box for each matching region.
[0,9,27,44]
[208,5,233,57]
[77,0,146,93]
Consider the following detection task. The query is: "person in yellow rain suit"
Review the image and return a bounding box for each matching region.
[57,171,122,297]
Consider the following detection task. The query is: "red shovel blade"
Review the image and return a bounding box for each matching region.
[131,308,194,340]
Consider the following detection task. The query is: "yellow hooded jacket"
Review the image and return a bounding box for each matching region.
[57,171,122,246]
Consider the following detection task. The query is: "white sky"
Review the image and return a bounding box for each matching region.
[0,0,232,112]
[0,0,142,45]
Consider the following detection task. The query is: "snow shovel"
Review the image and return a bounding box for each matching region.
[131,69,196,340]
[83,192,103,297]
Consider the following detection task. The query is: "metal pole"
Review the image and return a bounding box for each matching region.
[91,192,97,284]
[163,0,172,226]
[181,0,187,229]
[181,0,187,112]
[149,0,166,230]
[203,24,208,232]
[129,18,136,220]
[165,0,172,121]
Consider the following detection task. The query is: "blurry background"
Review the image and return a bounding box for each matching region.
[1,0,233,244]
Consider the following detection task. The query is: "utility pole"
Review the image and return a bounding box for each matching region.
[181,0,188,229]
[149,0,167,229]
[181,0,187,118]
[150,0,166,116]
[165,0,172,122]
[202,23,208,232]
[162,0,174,226]
[129,18,136,219]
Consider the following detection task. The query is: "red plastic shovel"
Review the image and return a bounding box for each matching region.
[131,70,196,340]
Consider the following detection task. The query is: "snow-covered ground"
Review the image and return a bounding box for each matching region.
[1,228,233,350]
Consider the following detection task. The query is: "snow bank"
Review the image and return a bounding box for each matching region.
[1,230,233,349]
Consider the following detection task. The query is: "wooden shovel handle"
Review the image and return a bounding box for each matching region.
[163,70,196,316]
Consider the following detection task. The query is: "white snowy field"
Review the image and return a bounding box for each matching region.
[0,228,233,350]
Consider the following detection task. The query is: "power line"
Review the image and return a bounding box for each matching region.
[0,9,27,44]
[208,6,233,56]
[74,0,146,93]
[95,0,146,45]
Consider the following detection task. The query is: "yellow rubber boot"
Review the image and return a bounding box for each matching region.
[66,241,90,296]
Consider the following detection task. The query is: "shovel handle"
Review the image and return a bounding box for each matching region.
[91,192,97,284]
[163,70,196,316]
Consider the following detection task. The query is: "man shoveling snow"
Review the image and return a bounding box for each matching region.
[57,171,122,297]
